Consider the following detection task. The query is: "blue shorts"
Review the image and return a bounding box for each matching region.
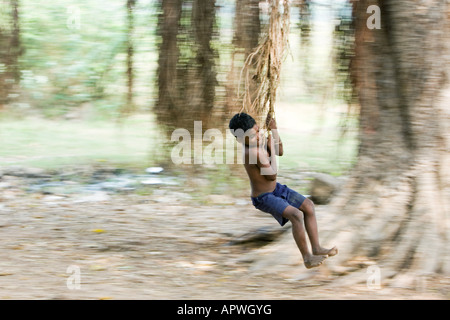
[251,183,306,226]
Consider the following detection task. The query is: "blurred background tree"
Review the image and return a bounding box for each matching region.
[122,0,137,117]
[0,0,22,110]
[225,0,261,113]
[155,0,218,135]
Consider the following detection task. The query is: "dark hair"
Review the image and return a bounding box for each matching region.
[228,113,256,137]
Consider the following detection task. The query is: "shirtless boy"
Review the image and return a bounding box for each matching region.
[229,112,337,269]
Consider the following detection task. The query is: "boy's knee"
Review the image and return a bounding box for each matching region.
[283,206,303,223]
[300,198,315,214]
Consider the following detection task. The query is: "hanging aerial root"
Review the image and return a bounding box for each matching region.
[239,0,290,128]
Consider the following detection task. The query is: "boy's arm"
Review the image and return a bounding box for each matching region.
[266,115,284,156]
[255,147,277,181]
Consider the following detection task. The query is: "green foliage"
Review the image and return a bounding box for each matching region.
[15,0,158,117]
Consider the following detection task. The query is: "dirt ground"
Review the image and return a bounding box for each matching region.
[0,168,448,300]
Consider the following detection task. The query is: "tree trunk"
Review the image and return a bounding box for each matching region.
[226,0,261,113]
[156,0,218,134]
[332,0,450,276]
[249,0,450,282]
[0,0,22,109]
[155,0,183,128]
[123,0,136,116]
[189,0,217,125]
[297,0,311,46]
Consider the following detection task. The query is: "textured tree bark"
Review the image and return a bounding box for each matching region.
[331,0,450,276]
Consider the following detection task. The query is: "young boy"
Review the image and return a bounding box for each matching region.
[229,112,337,269]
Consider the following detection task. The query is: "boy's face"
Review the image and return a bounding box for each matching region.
[239,124,261,146]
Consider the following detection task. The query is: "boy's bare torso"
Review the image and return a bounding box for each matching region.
[243,145,277,197]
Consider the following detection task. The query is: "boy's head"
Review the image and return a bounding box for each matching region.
[229,112,260,146]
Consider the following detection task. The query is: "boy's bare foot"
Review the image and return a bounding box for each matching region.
[313,246,338,257]
[304,254,327,269]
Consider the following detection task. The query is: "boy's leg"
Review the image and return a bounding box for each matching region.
[299,198,338,257]
[282,205,327,269]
